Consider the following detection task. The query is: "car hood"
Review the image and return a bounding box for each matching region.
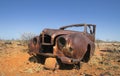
[42,28,84,38]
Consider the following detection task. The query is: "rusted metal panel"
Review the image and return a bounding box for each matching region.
[28,36,41,55]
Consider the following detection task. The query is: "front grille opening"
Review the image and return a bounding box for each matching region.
[41,45,53,53]
[44,34,51,43]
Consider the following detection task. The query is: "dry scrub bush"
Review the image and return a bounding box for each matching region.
[21,32,36,45]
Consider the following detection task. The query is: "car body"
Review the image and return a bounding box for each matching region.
[28,24,96,69]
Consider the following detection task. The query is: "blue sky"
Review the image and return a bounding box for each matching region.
[0,0,120,41]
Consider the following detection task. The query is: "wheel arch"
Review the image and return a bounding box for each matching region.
[82,44,91,62]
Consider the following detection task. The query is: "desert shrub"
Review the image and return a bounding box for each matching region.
[20,32,36,44]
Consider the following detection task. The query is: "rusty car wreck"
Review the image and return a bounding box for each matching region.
[28,24,96,70]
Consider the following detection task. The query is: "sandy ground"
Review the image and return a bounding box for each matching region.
[0,41,120,76]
